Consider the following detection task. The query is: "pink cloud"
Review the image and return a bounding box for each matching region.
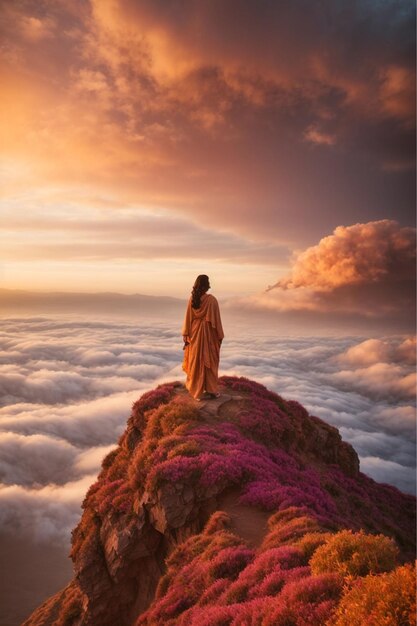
[303,124,336,146]
[269,220,415,291]
[228,220,416,318]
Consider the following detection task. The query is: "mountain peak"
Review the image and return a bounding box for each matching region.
[23,376,416,626]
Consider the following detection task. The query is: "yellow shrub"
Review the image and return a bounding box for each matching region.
[147,395,200,439]
[310,529,398,578]
[295,531,333,561]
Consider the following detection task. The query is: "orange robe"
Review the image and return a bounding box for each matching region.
[181,293,225,399]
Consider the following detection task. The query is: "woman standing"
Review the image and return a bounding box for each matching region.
[182,274,224,401]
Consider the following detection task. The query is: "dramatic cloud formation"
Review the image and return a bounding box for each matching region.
[229,220,416,321]
[0,0,414,296]
[270,220,415,291]
[0,314,415,556]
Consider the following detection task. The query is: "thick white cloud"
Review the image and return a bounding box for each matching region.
[0,316,180,408]
[336,337,416,367]
[330,363,416,401]
[0,389,147,447]
[0,432,77,487]
[0,314,414,552]
[327,336,416,403]
[359,456,416,495]
[73,444,118,474]
[364,404,416,440]
[0,432,118,488]
[339,427,415,469]
[0,473,97,544]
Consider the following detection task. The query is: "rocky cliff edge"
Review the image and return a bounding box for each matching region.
[23,376,416,626]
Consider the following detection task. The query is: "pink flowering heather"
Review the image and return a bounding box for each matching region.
[138,419,348,528]
[232,398,291,446]
[219,376,285,402]
[148,454,202,487]
[283,399,310,421]
[65,376,415,626]
[248,565,310,599]
[93,479,134,517]
[137,508,344,625]
[208,547,255,581]
[130,382,178,431]
[262,572,343,626]
[177,604,236,626]
[324,465,416,558]
[123,380,415,551]
[219,547,307,605]
[198,579,230,606]
[228,597,279,625]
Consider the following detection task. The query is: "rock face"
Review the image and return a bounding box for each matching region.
[22,376,416,626]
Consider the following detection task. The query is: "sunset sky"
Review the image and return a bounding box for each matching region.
[1,0,415,315]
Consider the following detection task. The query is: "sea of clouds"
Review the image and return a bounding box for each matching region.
[0,314,415,549]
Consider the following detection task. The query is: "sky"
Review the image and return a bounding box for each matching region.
[0,0,415,316]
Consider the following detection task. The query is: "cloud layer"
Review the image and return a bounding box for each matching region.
[0,313,415,553]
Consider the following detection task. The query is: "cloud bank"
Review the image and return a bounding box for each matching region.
[0,314,414,550]
[228,220,416,323]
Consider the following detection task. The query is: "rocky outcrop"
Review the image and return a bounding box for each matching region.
[22,376,416,626]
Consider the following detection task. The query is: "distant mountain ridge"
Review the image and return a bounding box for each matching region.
[23,376,416,625]
[0,288,186,315]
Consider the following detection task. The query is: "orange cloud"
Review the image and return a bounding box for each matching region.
[0,0,414,249]
[269,220,415,291]
[303,124,336,146]
[228,220,416,319]
[378,65,415,129]
[18,15,57,41]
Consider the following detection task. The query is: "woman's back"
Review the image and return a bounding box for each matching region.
[182,275,224,400]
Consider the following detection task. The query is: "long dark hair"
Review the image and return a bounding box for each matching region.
[191,274,210,308]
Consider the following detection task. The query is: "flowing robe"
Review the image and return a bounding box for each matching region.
[181,293,225,399]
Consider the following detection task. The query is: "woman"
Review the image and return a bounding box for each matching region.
[181,274,224,401]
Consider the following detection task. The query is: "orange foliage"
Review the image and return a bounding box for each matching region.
[69,506,100,562]
[127,394,200,494]
[260,507,325,552]
[328,563,416,626]
[295,531,333,560]
[310,529,399,578]
[55,582,83,626]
